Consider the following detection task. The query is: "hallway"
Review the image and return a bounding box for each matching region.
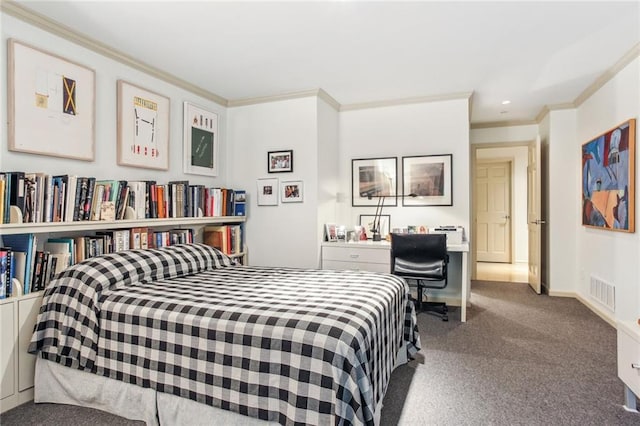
[476,261,528,283]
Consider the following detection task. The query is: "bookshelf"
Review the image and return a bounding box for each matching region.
[0,214,246,413]
[0,215,245,235]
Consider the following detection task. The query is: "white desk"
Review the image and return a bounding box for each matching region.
[321,240,471,322]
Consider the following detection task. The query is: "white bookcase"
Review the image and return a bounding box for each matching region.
[0,215,246,413]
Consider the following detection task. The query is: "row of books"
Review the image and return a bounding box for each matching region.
[203,225,245,257]
[0,171,246,224]
[0,227,198,298]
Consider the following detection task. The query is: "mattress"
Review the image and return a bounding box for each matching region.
[29,244,420,425]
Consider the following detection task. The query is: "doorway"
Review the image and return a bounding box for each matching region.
[472,143,529,283]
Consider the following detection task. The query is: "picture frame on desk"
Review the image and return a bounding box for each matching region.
[117,80,170,170]
[352,157,397,207]
[402,154,453,206]
[325,223,338,242]
[359,214,390,240]
[183,101,219,176]
[8,39,96,161]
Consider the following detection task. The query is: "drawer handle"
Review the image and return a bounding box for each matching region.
[632,363,640,370]
[349,254,360,259]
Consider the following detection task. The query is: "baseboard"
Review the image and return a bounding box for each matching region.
[549,290,616,328]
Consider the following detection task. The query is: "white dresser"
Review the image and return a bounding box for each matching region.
[617,320,640,411]
[321,241,390,273]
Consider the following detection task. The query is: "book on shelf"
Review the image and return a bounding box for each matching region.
[234,190,246,216]
[8,171,25,221]
[2,233,37,294]
[0,247,13,298]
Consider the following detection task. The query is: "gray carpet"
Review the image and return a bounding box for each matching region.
[2,280,639,425]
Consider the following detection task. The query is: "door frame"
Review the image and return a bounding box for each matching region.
[470,141,532,280]
[476,158,514,263]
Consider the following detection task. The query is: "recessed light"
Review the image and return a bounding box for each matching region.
[501,100,511,105]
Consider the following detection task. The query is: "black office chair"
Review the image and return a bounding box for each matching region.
[390,233,449,321]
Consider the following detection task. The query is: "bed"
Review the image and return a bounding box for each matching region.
[28,243,420,425]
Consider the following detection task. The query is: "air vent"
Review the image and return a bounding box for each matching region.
[589,275,615,312]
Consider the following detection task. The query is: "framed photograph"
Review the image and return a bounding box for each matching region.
[582,119,636,232]
[325,224,338,242]
[268,150,293,173]
[183,102,219,176]
[402,154,453,206]
[352,157,397,207]
[281,180,303,203]
[359,214,391,240]
[117,80,170,170]
[257,178,278,206]
[7,39,95,161]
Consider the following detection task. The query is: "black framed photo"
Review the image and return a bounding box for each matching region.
[351,157,397,207]
[268,150,293,173]
[402,154,453,206]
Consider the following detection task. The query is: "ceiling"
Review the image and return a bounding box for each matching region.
[11,1,640,124]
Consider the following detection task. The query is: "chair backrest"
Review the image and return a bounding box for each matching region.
[390,233,448,280]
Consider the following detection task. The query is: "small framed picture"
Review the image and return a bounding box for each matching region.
[183,101,219,176]
[281,180,303,203]
[359,214,391,240]
[117,80,170,170]
[268,150,293,173]
[325,224,338,242]
[402,154,453,206]
[257,178,278,206]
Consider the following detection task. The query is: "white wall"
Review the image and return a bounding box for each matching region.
[339,98,470,299]
[573,57,640,321]
[1,13,228,187]
[227,97,321,268]
[547,109,578,295]
[471,124,538,144]
[316,98,340,265]
[476,146,528,262]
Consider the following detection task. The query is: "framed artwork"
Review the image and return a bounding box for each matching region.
[257,178,279,206]
[281,180,304,203]
[359,214,391,240]
[117,80,170,170]
[183,102,219,176]
[582,118,636,232]
[7,39,96,161]
[325,224,338,242]
[268,150,293,173]
[351,157,397,207]
[402,154,453,206]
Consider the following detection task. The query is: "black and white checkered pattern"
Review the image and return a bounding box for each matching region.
[29,244,420,425]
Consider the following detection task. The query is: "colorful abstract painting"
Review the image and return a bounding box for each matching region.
[582,119,636,232]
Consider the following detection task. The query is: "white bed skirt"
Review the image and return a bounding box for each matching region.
[35,343,407,425]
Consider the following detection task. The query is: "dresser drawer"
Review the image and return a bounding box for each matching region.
[322,245,390,265]
[617,321,640,397]
[322,259,390,273]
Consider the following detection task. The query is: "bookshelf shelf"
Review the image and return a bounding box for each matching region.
[0,215,245,236]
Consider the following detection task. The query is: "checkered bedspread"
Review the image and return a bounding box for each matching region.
[29,244,420,425]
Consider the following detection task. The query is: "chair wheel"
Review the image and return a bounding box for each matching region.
[442,315,448,322]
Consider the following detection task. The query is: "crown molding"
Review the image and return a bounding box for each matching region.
[317,88,341,111]
[470,119,538,130]
[227,89,326,108]
[1,1,229,107]
[574,42,640,108]
[340,92,473,112]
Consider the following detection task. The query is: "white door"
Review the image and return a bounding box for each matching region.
[476,161,511,262]
[527,136,543,294]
